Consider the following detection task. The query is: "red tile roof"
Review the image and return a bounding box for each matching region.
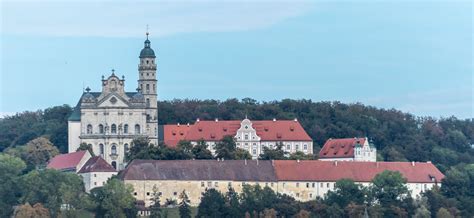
[163,119,312,145]
[274,160,445,183]
[47,151,87,171]
[163,124,193,147]
[78,156,116,173]
[318,138,366,158]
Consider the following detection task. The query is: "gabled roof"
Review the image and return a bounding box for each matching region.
[120,159,277,181]
[274,160,445,183]
[68,92,141,121]
[162,119,312,144]
[318,138,366,159]
[47,151,88,171]
[78,156,116,173]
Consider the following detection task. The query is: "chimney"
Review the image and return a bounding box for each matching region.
[187,123,190,126]
[245,159,247,165]
[297,159,300,163]
[256,159,259,165]
[222,158,224,161]
[411,161,415,166]
[215,118,219,122]
[334,161,338,166]
[294,118,298,122]
[273,118,276,122]
[427,161,432,163]
[271,160,274,166]
[196,118,200,122]
[177,123,180,126]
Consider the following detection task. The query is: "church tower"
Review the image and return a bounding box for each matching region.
[138,32,158,144]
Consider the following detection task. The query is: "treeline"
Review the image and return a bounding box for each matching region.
[2,99,472,171]
[0,105,72,153]
[158,99,474,172]
[1,137,473,216]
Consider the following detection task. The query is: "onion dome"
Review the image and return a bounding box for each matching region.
[139,32,156,58]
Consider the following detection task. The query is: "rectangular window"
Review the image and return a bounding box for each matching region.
[228,182,232,187]
[306,183,309,188]
[296,182,299,187]
[312,183,315,188]
[287,144,291,150]
[208,181,212,187]
[320,183,323,188]
[304,144,308,150]
[201,182,205,187]
[327,183,330,188]
[310,193,313,198]
[215,182,218,187]
[296,193,300,197]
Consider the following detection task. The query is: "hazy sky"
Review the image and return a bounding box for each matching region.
[1,1,472,118]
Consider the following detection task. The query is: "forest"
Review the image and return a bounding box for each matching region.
[0,98,473,217]
[1,98,473,171]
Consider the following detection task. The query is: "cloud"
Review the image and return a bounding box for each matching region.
[1,0,314,37]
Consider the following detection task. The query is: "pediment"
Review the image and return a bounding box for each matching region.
[97,93,129,108]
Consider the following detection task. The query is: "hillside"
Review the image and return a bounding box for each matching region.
[1,98,473,172]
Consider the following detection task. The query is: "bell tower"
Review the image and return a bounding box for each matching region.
[138,31,158,144]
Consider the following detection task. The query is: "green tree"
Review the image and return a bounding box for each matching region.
[88,179,136,218]
[24,137,59,169]
[21,169,86,217]
[370,171,411,209]
[177,140,194,159]
[0,154,26,217]
[436,208,453,218]
[215,135,237,160]
[14,203,50,218]
[76,142,95,156]
[224,187,242,217]
[197,189,226,217]
[192,140,213,159]
[288,151,314,160]
[126,137,151,161]
[235,148,252,160]
[179,190,192,218]
[259,142,287,160]
[149,185,161,218]
[325,179,366,208]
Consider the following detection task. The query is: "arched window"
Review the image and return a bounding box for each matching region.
[111,161,117,169]
[111,124,117,134]
[99,144,104,155]
[124,143,129,153]
[124,124,128,134]
[146,99,150,107]
[135,124,141,134]
[87,124,93,134]
[111,144,117,155]
[99,124,104,134]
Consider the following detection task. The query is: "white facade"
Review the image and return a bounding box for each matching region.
[189,119,313,159]
[80,171,118,193]
[354,138,377,162]
[68,35,158,170]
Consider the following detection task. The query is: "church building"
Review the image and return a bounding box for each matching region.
[68,33,158,170]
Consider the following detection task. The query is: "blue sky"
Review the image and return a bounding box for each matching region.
[1,1,472,118]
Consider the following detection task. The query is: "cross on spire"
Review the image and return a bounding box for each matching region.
[111,68,115,76]
[146,24,149,39]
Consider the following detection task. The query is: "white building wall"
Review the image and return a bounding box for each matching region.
[80,171,118,193]
[68,121,81,153]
